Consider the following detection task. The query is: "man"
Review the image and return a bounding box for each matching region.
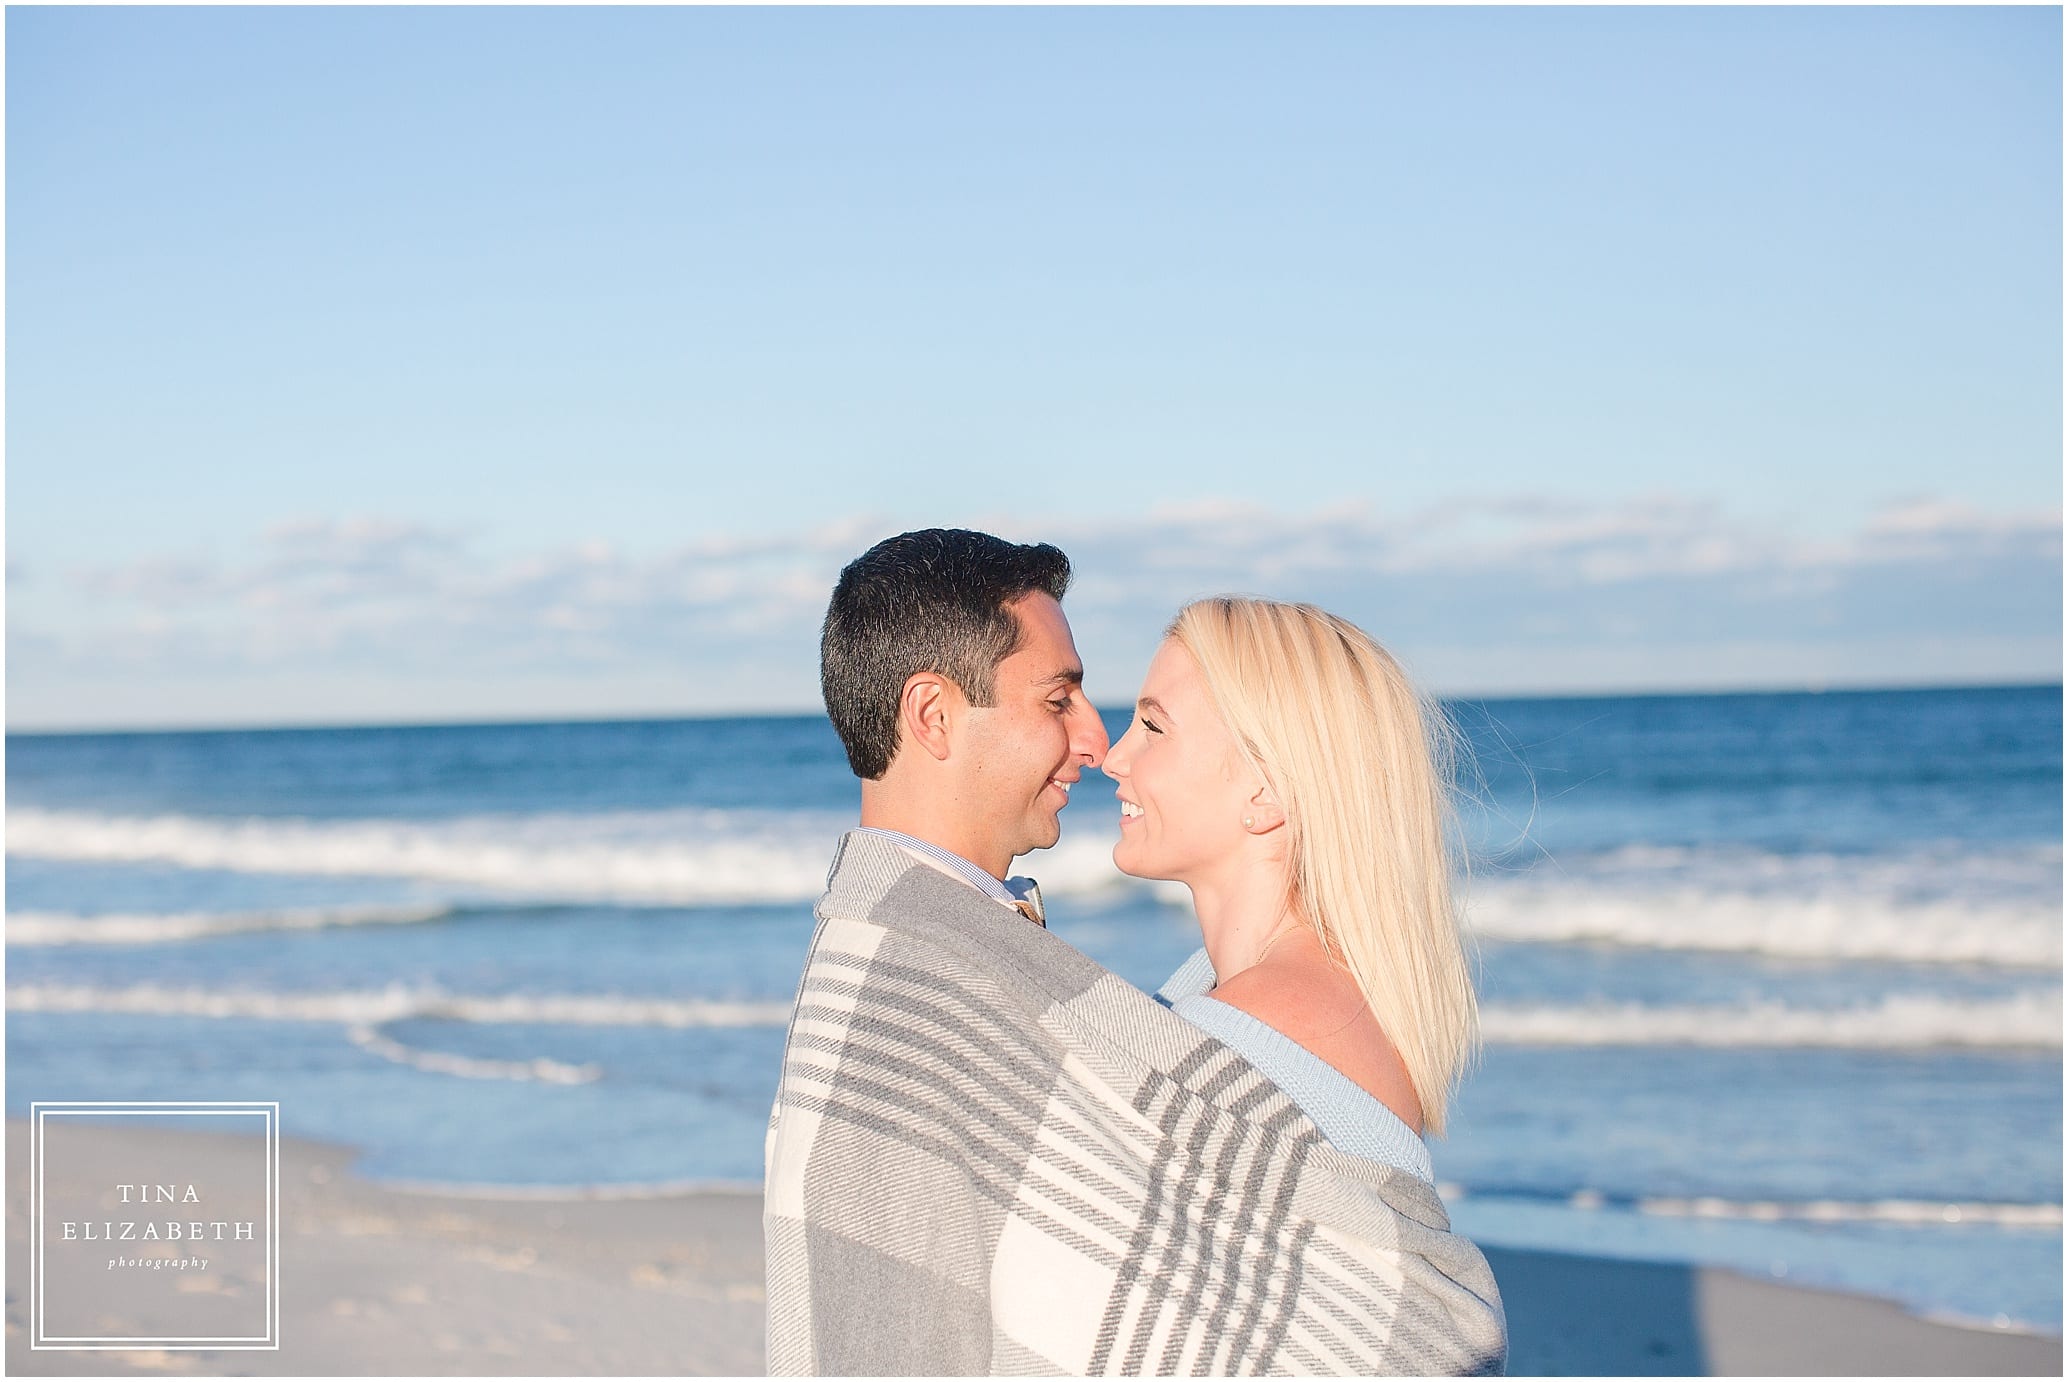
[765,527,1109,1374]
[765,529,1505,1377]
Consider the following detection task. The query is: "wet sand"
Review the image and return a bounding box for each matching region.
[5,1119,2057,1376]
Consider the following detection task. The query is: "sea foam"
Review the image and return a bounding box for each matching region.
[4,981,793,1028]
[1441,1184,2063,1231]
[5,806,848,903]
[1480,989,2061,1050]
[1467,884,2061,969]
[5,806,1133,903]
[9,981,2057,1051]
[9,807,2059,968]
[7,903,457,946]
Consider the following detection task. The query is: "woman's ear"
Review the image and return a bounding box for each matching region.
[1243,781,1287,834]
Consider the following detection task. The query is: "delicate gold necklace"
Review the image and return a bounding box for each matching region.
[1252,923,1305,967]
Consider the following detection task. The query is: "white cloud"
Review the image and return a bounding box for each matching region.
[9,496,2060,729]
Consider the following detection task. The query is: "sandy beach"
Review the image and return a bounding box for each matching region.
[5,1118,2057,1377]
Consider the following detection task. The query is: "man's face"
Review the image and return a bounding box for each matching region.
[957,592,1110,866]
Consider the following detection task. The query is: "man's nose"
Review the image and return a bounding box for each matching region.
[1076,704,1111,767]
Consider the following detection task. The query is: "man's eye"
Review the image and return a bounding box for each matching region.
[1050,698,1073,713]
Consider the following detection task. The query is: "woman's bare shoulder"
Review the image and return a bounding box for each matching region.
[1210,954,1364,1044]
[1211,953,1424,1134]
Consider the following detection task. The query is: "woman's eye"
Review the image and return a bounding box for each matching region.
[1142,718,1162,734]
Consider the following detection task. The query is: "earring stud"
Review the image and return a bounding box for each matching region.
[1243,815,1255,829]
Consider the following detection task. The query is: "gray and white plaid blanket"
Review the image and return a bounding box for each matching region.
[764,830,1507,1376]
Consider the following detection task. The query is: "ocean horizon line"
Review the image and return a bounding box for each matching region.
[6,677,2059,741]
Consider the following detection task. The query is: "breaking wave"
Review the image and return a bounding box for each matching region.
[5,981,793,1029]
[5,806,848,903]
[1439,1184,2062,1231]
[1480,990,2060,1050]
[346,1024,601,1085]
[9,809,2059,969]
[1628,1194,2061,1230]
[1467,886,2060,969]
[8,903,458,946]
[1467,842,2062,969]
[10,982,2056,1051]
[4,806,1136,905]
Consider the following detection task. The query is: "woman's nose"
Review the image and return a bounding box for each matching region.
[1103,727,1133,776]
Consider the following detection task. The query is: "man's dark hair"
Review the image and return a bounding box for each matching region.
[821,528,1072,780]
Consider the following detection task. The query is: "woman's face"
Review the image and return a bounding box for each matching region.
[1104,638,1257,883]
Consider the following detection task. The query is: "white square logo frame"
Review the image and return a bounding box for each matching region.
[29,1100,280,1351]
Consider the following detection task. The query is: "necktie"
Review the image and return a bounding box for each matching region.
[1008,878,1045,928]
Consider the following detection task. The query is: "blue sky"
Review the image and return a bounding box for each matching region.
[7,7,2061,730]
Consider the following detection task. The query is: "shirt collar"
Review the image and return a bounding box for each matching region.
[850,827,1038,909]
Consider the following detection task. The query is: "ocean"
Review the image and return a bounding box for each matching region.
[6,685,2061,1334]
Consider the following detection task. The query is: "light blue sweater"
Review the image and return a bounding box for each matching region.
[1155,948,1434,1183]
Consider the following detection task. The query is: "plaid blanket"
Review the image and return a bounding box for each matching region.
[764,830,1507,1376]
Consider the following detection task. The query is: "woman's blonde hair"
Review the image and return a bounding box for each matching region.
[1168,597,1478,1135]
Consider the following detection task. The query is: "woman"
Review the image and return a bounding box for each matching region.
[1105,595,1479,1179]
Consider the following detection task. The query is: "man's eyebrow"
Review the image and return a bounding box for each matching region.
[1039,667,1085,687]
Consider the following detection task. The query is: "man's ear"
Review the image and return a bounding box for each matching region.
[1243,780,1287,835]
[898,671,961,763]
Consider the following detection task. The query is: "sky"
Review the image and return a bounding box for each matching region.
[6,6,2061,731]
